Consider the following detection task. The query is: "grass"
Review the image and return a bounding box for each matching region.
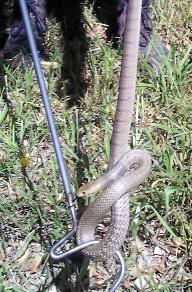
[0,0,192,291]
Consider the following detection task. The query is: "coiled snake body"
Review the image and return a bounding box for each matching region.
[77,0,151,261]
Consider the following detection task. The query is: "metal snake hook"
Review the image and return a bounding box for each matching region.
[18,0,125,290]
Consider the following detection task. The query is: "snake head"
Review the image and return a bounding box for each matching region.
[76,185,90,197]
[76,180,98,197]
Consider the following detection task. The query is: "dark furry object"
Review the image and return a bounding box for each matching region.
[1,0,152,52]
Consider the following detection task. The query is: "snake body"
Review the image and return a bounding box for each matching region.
[77,0,151,261]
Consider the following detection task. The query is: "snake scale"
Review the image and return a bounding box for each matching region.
[77,0,151,261]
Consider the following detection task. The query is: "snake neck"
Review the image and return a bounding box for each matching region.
[110,1,142,167]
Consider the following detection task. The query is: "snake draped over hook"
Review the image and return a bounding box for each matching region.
[77,0,151,262]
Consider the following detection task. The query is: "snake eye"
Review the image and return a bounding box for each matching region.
[81,190,87,196]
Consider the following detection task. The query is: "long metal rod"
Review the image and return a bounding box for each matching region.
[110,251,125,292]
[18,0,77,227]
[18,0,125,290]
